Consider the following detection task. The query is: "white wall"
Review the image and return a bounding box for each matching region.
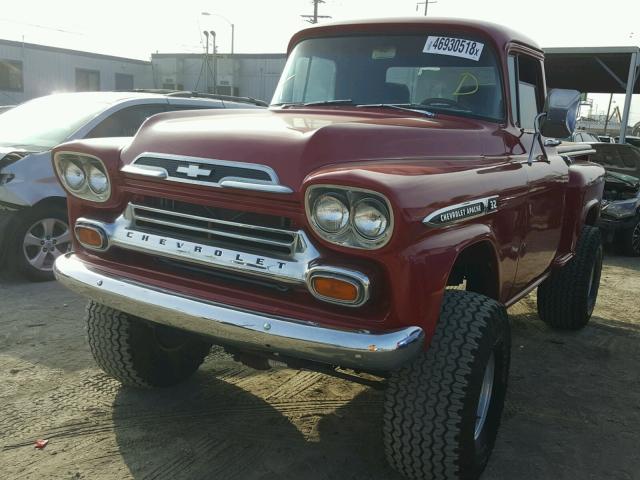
[0,40,153,105]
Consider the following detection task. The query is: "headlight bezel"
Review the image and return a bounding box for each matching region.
[305,184,394,250]
[54,152,111,203]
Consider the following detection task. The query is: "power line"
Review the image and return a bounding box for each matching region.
[301,0,331,24]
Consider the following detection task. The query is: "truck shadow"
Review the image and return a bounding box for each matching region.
[111,369,401,480]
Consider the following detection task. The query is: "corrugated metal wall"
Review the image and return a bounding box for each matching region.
[0,40,153,105]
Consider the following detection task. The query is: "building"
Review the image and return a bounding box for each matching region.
[151,53,287,103]
[0,39,153,105]
[0,38,288,106]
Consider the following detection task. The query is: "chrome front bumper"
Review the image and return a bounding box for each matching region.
[54,253,424,372]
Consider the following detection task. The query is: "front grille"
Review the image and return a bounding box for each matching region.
[129,199,298,257]
[134,155,272,185]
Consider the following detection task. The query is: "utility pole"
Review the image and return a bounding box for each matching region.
[301,0,331,24]
[416,0,438,16]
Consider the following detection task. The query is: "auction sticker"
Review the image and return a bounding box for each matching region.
[423,36,484,61]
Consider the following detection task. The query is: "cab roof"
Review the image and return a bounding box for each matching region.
[288,17,541,55]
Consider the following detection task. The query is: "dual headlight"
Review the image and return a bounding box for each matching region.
[54,152,111,202]
[306,186,393,249]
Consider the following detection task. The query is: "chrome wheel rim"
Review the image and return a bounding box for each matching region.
[474,352,495,441]
[22,218,71,272]
[632,222,640,254]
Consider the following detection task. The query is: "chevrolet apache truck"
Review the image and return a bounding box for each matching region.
[52,19,605,480]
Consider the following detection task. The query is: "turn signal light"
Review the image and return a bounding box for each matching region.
[311,276,359,302]
[75,225,106,250]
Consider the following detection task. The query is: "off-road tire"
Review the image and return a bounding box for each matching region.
[86,301,212,388]
[383,290,511,480]
[616,217,640,256]
[9,204,71,282]
[537,226,603,330]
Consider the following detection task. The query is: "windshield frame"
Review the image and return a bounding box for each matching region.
[271,32,507,124]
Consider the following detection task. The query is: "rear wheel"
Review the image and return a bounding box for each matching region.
[9,204,71,281]
[86,301,212,388]
[383,290,510,480]
[537,226,603,330]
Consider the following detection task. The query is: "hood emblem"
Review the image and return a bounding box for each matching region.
[177,163,212,178]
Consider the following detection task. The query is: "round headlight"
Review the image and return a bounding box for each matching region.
[314,194,349,233]
[64,162,85,190]
[87,165,109,194]
[354,199,389,239]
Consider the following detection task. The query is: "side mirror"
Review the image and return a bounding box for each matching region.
[539,89,581,138]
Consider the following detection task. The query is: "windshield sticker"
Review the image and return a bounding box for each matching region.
[372,47,396,60]
[423,36,485,62]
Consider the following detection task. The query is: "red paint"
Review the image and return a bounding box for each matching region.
[53,19,604,347]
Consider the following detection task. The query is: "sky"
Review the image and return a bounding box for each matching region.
[1,0,639,120]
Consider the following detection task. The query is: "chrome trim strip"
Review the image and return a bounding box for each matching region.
[54,253,423,372]
[121,164,168,178]
[219,179,293,194]
[422,195,499,227]
[305,266,371,307]
[125,152,293,193]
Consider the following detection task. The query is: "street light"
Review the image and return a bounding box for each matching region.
[201,12,234,54]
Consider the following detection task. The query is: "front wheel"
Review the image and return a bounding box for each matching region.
[537,225,603,330]
[86,302,212,388]
[9,204,72,281]
[617,217,640,256]
[383,290,511,480]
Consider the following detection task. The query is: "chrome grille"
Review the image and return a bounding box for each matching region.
[128,202,299,257]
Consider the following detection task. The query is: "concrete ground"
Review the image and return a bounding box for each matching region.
[0,253,639,480]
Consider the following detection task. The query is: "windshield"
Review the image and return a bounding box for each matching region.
[0,95,112,150]
[272,34,504,122]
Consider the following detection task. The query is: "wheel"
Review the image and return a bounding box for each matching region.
[8,204,72,281]
[86,301,212,388]
[537,225,603,330]
[383,290,510,480]
[616,217,640,256]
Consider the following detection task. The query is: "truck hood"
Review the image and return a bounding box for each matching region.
[121,108,506,191]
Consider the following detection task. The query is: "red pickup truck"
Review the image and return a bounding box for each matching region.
[53,18,604,480]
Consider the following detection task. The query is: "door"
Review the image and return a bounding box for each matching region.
[509,53,567,291]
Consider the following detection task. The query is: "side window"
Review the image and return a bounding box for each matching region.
[508,54,545,130]
[86,104,167,138]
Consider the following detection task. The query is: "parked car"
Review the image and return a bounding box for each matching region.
[564,130,601,143]
[614,135,640,149]
[598,134,613,143]
[0,91,263,280]
[51,19,604,480]
[587,142,640,255]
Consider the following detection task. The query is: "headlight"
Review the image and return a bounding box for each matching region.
[306,185,393,249]
[87,165,108,194]
[54,152,111,202]
[353,199,389,239]
[64,162,86,190]
[602,199,639,219]
[313,194,349,233]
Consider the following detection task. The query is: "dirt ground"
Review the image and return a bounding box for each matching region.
[1,252,639,480]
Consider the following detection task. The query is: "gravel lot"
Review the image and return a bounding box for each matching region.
[1,252,639,480]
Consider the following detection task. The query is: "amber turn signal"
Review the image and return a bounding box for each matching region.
[75,225,105,249]
[311,276,359,302]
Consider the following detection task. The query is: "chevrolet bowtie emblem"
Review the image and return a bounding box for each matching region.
[177,164,212,178]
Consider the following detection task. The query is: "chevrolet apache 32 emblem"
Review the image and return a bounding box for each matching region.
[423,196,499,227]
[176,163,212,178]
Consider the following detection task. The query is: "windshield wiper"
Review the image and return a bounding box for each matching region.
[272,99,354,107]
[356,103,435,117]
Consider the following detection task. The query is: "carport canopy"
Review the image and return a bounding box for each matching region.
[543,46,640,142]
